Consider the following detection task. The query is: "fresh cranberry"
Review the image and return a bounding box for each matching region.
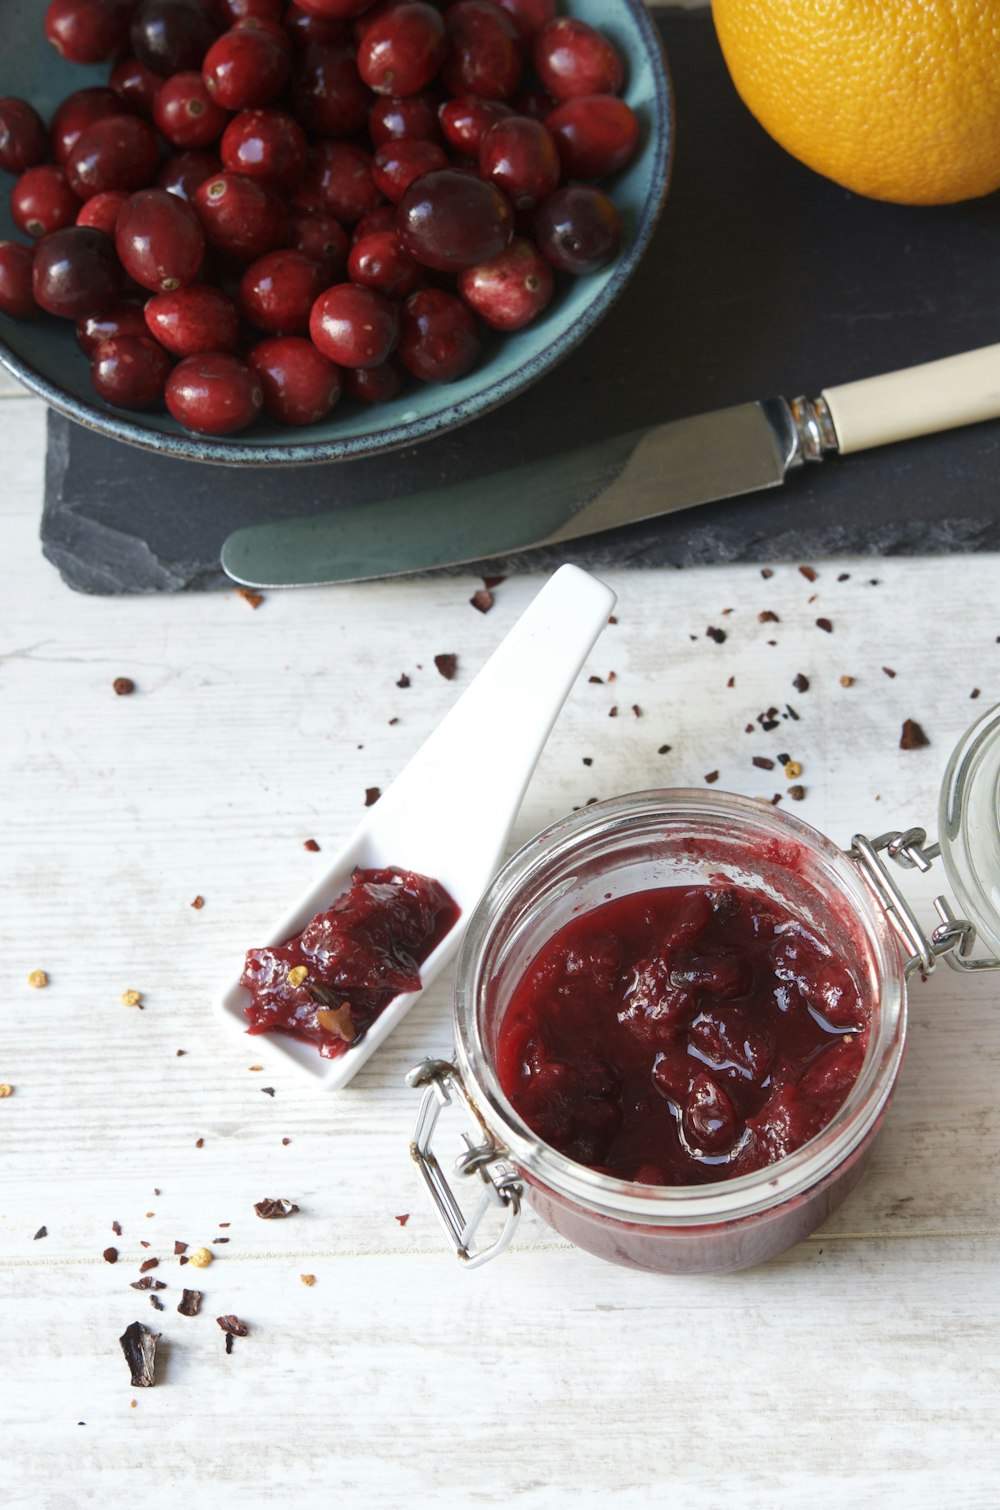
[292,141,382,223]
[145,282,240,353]
[372,138,447,202]
[247,334,341,424]
[0,242,38,319]
[220,109,308,184]
[534,17,623,101]
[131,0,221,75]
[194,171,287,259]
[352,202,396,241]
[110,55,165,116]
[398,286,481,382]
[344,357,403,402]
[438,94,512,156]
[238,248,327,332]
[67,117,161,201]
[32,226,122,319]
[12,167,81,239]
[293,0,383,17]
[546,94,638,180]
[357,3,446,96]
[76,297,149,354]
[310,282,398,367]
[398,167,512,271]
[0,99,50,175]
[534,183,620,274]
[368,92,440,147]
[76,189,130,234]
[290,42,371,138]
[287,210,350,276]
[284,3,351,46]
[202,24,292,110]
[441,0,523,101]
[494,0,554,43]
[116,187,206,290]
[219,0,284,21]
[348,229,422,297]
[458,235,551,329]
[51,89,127,167]
[91,333,173,408]
[154,71,231,149]
[479,116,558,208]
[157,148,221,201]
[45,0,134,64]
[166,351,264,433]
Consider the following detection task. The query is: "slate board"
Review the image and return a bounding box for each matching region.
[41,7,1000,594]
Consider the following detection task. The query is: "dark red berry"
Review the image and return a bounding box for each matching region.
[238,248,327,332]
[145,282,240,354]
[154,71,231,149]
[45,0,134,64]
[357,3,446,97]
[287,211,350,277]
[166,351,264,433]
[67,117,162,201]
[12,167,81,239]
[290,42,371,138]
[157,148,221,201]
[76,189,130,234]
[479,116,559,208]
[247,334,341,424]
[220,109,308,184]
[533,17,624,101]
[398,167,513,271]
[0,99,49,175]
[352,203,396,241]
[438,95,512,157]
[32,226,123,319]
[284,4,351,47]
[398,286,481,382]
[202,24,292,111]
[371,138,447,202]
[52,87,130,165]
[110,55,164,116]
[0,242,38,319]
[441,0,523,102]
[348,229,422,297]
[510,87,553,121]
[368,92,440,147]
[344,357,403,403]
[546,94,639,181]
[116,187,206,290]
[194,171,287,259]
[294,0,383,18]
[534,182,620,274]
[494,0,555,43]
[131,0,221,77]
[291,141,382,224]
[77,297,149,355]
[458,235,552,329]
[219,0,284,23]
[91,333,173,408]
[310,282,398,367]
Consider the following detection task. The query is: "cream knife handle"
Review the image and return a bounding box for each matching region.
[821,342,1000,456]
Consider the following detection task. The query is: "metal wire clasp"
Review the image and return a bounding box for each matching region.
[407,1058,522,1270]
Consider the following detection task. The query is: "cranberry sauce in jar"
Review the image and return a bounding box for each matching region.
[496,881,871,1185]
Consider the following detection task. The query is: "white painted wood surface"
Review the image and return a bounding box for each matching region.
[2,383,1000,1508]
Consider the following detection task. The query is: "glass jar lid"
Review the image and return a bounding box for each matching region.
[938,703,1000,956]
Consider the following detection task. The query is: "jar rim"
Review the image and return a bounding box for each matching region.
[938,702,1000,955]
[454,789,907,1227]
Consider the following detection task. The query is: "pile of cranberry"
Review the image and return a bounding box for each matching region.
[0,0,640,436]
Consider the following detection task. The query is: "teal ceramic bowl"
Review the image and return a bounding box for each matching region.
[0,0,672,465]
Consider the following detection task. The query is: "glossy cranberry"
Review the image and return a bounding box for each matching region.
[0,242,38,319]
[441,0,523,101]
[90,333,173,407]
[45,0,134,64]
[294,0,382,17]
[0,99,49,175]
[310,282,398,367]
[202,24,292,110]
[357,3,446,96]
[238,248,326,332]
[51,89,126,168]
[154,72,231,149]
[76,296,149,354]
[284,3,351,46]
[76,189,130,234]
[131,0,221,76]
[344,356,403,402]
[287,210,350,276]
[290,42,371,138]
[220,109,307,184]
[546,93,638,180]
[684,1072,739,1155]
[145,282,240,353]
[11,167,81,239]
[219,0,284,21]
[348,229,421,297]
[368,92,440,147]
[247,334,341,424]
[116,187,206,290]
[398,167,512,271]
[110,55,164,116]
[479,116,558,208]
[371,138,447,202]
[194,171,287,259]
[157,148,220,201]
[32,226,122,319]
[351,202,396,241]
[67,116,161,201]
[292,141,382,223]
[166,351,263,433]
[534,17,625,102]
[458,235,551,329]
[534,182,619,274]
[494,0,554,43]
[438,94,512,156]
[398,285,480,381]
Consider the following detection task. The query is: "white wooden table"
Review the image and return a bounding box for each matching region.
[2,360,1000,1507]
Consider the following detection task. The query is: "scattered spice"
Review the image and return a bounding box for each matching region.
[103,1247,118,1263]
[138,1257,158,1274]
[112,1221,122,1236]
[582,756,593,766]
[119,1322,159,1388]
[287,965,308,988]
[364,786,381,807]
[113,677,135,696]
[752,756,775,771]
[706,626,726,644]
[174,1241,187,1255]
[139,1240,150,1249]
[388,716,399,726]
[303,838,321,853]
[792,673,810,694]
[434,653,458,680]
[785,704,800,722]
[175,1049,186,1057]
[195,1137,204,1149]
[761,567,774,579]
[839,675,855,688]
[900,719,930,750]
[217,1315,249,1354]
[261,1086,276,1097]
[177,1289,203,1317]
[470,588,494,614]
[705,771,719,784]
[726,676,735,689]
[188,1247,213,1269]
[33,1225,46,1239]
[608,614,618,624]
[657,744,671,755]
[300,1273,316,1286]
[190,895,205,910]
[838,573,850,582]
[281,1137,291,1146]
[789,785,806,801]
[483,574,506,590]
[254,1197,299,1220]
[632,704,642,718]
[882,667,896,679]
[395,1213,410,1226]
[815,618,833,633]
[758,610,780,624]
[607,671,616,682]
[0,1084,13,1098]
[27,969,48,989]
[785,760,803,779]
[608,705,618,718]
[121,989,142,1008]
[396,673,411,688]
[129,1277,166,1291]
[971,688,981,700]
[588,674,603,684]
[799,565,818,582]
[249,1065,263,1072]
[236,588,263,610]
[149,1294,164,1312]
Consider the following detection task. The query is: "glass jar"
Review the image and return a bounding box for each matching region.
[408,708,1000,1275]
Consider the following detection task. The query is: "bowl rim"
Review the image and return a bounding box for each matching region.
[0,0,674,467]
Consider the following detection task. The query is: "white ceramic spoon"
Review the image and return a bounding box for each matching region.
[215,564,618,1089]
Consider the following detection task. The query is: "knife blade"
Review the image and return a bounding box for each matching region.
[221,342,1000,587]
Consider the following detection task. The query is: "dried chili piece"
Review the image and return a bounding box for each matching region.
[434,653,458,680]
[119,1322,159,1387]
[900,719,930,750]
[177,1289,203,1317]
[254,1197,299,1220]
[470,589,494,614]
